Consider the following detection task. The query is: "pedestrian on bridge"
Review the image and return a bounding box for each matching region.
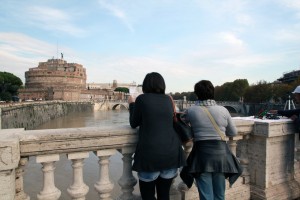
[270,85,300,132]
[128,72,186,200]
[181,80,241,200]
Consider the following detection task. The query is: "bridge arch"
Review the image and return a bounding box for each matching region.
[111,103,128,110]
[223,106,238,113]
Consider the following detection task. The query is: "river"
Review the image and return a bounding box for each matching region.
[34,109,130,130]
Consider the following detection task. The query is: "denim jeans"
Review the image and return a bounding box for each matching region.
[195,172,225,200]
[138,168,178,182]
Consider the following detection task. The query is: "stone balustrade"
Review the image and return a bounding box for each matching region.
[0,118,300,199]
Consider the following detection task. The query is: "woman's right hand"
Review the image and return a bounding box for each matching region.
[128,95,136,104]
[269,110,278,114]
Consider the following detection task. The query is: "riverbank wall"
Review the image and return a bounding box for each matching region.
[0,101,93,130]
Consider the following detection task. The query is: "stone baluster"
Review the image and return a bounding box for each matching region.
[295,133,300,161]
[67,152,89,200]
[169,176,180,200]
[94,149,116,200]
[15,157,30,200]
[118,147,137,200]
[228,137,238,156]
[178,141,197,200]
[0,107,2,129]
[238,135,250,184]
[36,154,61,200]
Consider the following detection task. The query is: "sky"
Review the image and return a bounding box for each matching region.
[1,0,300,93]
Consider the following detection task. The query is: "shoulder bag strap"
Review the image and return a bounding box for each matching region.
[200,106,226,141]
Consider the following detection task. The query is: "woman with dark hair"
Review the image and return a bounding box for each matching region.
[128,72,186,200]
[182,80,240,200]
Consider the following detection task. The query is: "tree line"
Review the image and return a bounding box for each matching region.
[1,70,299,104]
[171,78,300,104]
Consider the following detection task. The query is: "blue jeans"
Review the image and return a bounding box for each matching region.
[138,168,178,182]
[195,172,225,200]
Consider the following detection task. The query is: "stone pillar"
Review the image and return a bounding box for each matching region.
[118,147,137,200]
[294,133,300,181]
[94,149,116,200]
[36,154,61,200]
[249,120,300,200]
[0,130,20,200]
[67,152,89,200]
[15,157,30,200]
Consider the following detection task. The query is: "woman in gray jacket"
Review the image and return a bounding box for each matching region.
[183,80,241,200]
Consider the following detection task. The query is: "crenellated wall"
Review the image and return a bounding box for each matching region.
[0,101,93,130]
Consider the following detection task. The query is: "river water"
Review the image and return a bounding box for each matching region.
[34,109,130,130]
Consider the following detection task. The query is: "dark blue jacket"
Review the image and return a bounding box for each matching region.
[129,93,186,172]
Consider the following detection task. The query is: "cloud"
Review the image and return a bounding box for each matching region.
[218,32,245,47]
[236,13,255,26]
[97,0,134,32]
[280,0,300,9]
[25,6,86,37]
[275,29,300,41]
[0,32,79,83]
[0,32,55,56]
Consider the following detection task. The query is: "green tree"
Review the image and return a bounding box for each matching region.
[244,81,273,103]
[215,79,249,101]
[114,87,129,93]
[271,83,291,103]
[232,79,249,101]
[0,71,23,101]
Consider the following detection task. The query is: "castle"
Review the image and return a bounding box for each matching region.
[19,58,136,101]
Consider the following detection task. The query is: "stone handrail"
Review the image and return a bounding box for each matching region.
[1,118,300,199]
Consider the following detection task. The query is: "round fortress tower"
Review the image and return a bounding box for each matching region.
[25,58,86,89]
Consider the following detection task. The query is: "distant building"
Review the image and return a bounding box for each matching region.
[87,80,137,90]
[277,69,300,83]
[83,80,137,101]
[19,58,87,101]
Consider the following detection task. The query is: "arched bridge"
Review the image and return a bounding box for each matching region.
[93,100,129,110]
[94,100,284,116]
[175,100,248,115]
[94,100,246,114]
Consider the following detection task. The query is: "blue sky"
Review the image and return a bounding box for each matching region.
[1,0,300,93]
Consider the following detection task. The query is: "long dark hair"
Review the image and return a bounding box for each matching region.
[142,72,166,94]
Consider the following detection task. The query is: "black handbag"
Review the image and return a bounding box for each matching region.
[180,165,194,188]
[169,96,193,144]
[173,112,193,143]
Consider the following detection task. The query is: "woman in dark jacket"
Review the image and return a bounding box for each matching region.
[128,72,186,200]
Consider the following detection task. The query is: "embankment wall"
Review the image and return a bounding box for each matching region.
[0,101,93,130]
